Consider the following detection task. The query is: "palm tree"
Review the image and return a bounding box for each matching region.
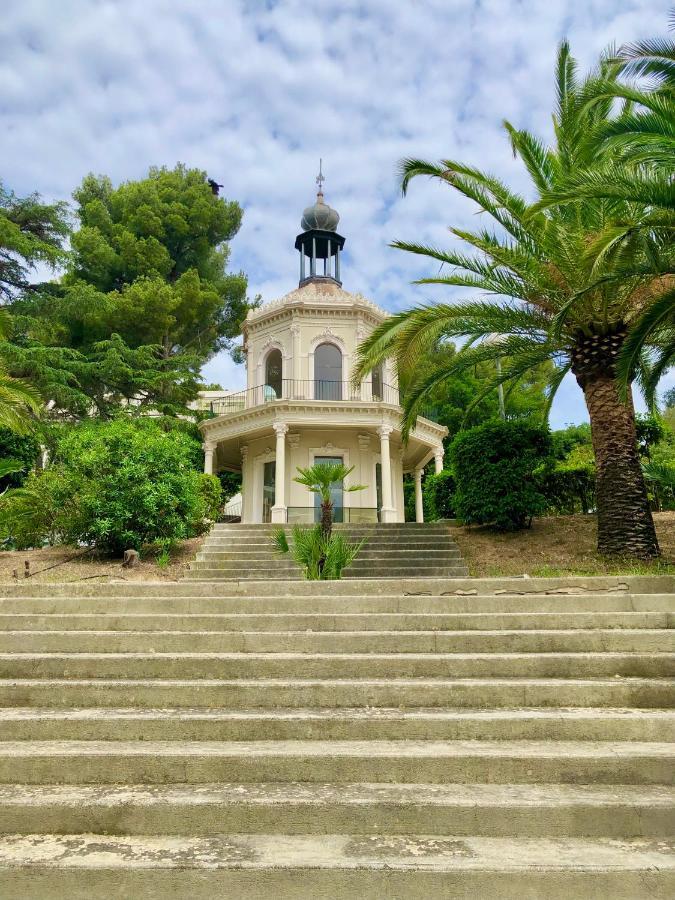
[293,462,365,538]
[354,42,667,558]
[0,309,41,433]
[532,27,675,404]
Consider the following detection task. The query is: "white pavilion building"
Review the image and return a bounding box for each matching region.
[198,181,447,524]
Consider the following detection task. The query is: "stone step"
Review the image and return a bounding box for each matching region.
[1,677,671,709]
[6,595,663,614]
[3,707,673,743]
[1,832,672,900]
[0,577,667,597]
[197,549,464,560]
[2,651,673,680]
[0,629,672,654]
[0,611,670,631]
[0,739,672,785]
[1,782,672,838]
[189,566,466,579]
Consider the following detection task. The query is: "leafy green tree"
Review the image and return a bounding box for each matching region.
[450,420,553,531]
[422,470,456,521]
[8,165,252,417]
[0,426,40,491]
[0,182,69,300]
[355,43,666,558]
[0,418,220,553]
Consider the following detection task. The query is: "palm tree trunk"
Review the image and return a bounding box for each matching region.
[320,499,333,540]
[581,374,659,558]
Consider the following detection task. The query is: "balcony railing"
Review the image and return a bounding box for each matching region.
[287,507,378,524]
[209,380,400,416]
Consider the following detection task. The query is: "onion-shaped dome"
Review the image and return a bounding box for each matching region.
[301,191,340,232]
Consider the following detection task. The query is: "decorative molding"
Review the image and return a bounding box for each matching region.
[202,441,217,452]
[357,433,371,451]
[308,329,347,354]
[287,432,301,449]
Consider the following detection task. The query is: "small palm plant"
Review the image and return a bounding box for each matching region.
[293,462,365,538]
[272,524,364,580]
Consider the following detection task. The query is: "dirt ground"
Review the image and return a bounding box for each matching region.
[0,537,206,584]
[452,511,675,577]
[0,513,672,582]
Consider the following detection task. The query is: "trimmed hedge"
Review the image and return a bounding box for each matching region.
[450,419,552,530]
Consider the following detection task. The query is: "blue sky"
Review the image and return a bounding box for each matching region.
[2,0,672,427]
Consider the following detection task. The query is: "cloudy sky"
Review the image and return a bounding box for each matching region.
[2,0,672,426]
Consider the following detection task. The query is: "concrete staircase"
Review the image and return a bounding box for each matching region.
[189,522,469,579]
[0,575,673,898]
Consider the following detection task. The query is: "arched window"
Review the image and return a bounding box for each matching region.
[314,342,342,400]
[372,363,384,401]
[265,348,283,400]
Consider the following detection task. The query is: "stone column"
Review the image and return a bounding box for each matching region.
[271,423,288,523]
[434,447,444,474]
[414,466,424,523]
[378,425,396,523]
[240,445,249,523]
[203,441,216,475]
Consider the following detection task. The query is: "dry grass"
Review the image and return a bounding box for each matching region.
[0,537,206,584]
[452,511,675,577]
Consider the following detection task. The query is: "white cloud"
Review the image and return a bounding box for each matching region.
[1,0,669,412]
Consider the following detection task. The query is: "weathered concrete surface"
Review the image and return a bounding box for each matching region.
[0,577,671,896]
[0,834,673,899]
[0,783,673,838]
[2,706,674,742]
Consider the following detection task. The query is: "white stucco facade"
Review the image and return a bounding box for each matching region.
[198,190,447,524]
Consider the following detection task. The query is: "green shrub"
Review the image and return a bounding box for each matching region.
[271,524,364,580]
[0,427,40,491]
[450,420,552,530]
[423,470,456,520]
[0,419,221,554]
[537,443,596,514]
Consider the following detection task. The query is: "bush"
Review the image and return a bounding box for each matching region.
[423,470,456,520]
[450,420,552,530]
[537,443,596,515]
[0,418,221,554]
[0,427,40,491]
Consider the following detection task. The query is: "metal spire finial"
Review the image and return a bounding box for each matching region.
[316,158,325,196]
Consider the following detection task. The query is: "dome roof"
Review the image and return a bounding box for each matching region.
[301,191,340,232]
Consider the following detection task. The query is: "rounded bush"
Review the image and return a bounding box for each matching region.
[450,419,552,530]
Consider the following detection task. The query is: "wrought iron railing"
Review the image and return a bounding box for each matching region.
[286,507,378,524]
[209,380,400,415]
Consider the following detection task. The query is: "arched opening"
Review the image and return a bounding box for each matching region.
[372,363,384,401]
[314,342,342,400]
[264,348,283,400]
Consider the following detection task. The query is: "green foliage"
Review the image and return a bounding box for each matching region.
[293,463,365,536]
[6,164,253,419]
[0,426,40,490]
[643,423,675,509]
[663,386,675,410]
[635,414,665,458]
[272,524,364,580]
[537,443,596,515]
[0,182,69,300]
[450,420,553,530]
[217,470,242,502]
[0,419,220,553]
[423,470,456,520]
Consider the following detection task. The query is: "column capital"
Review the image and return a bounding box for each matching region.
[414,465,424,481]
[240,444,249,461]
[377,424,393,440]
[273,422,289,437]
[202,440,217,452]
